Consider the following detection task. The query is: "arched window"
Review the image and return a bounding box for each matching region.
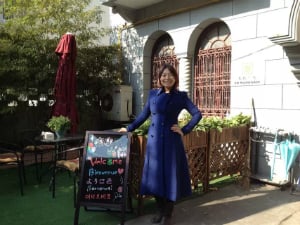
[151,34,179,89]
[194,22,231,117]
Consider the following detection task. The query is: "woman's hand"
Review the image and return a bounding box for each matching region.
[171,124,183,137]
[118,127,127,132]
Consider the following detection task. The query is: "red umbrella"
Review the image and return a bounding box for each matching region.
[51,33,78,134]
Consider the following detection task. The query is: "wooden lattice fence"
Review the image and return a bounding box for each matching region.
[128,125,250,215]
[128,135,147,215]
[208,126,250,181]
[183,130,208,191]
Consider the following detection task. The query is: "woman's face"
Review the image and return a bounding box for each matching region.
[160,68,176,91]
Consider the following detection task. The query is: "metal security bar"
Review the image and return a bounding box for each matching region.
[194,46,231,117]
[152,55,179,88]
[151,34,179,89]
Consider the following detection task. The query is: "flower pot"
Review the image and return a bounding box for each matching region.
[55,130,66,138]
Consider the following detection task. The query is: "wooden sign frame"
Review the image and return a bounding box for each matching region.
[74,130,132,225]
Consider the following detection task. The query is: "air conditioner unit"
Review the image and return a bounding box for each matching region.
[101,85,132,122]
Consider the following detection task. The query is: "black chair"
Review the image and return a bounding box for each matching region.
[50,145,83,206]
[0,141,26,195]
[18,129,55,182]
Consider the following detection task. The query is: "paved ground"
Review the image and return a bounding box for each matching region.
[125,181,300,225]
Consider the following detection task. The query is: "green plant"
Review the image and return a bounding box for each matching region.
[0,1,125,141]
[132,113,251,136]
[180,112,251,132]
[132,119,151,136]
[47,116,71,132]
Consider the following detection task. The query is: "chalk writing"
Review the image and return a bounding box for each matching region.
[86,185,113,192]
[75,131,132,225]
[78,131,130,206]
[86,177,113,185]
[89,157,123,167]
[84,193,111,200]
[88,168,118,176]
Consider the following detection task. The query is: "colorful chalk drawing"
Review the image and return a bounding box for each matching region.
[79,132,130,204]
[86,134,128,159]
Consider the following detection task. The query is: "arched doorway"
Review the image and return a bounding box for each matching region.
[194,22,231,117]
[151,34,179,89]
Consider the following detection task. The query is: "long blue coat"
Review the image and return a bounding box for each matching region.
[127,88,202,201]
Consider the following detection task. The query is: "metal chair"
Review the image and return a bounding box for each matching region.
[50,145,83,206]
[18,129,55,182]
[0,141,26,195]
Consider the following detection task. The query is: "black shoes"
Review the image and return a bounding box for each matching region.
[151,213,164,224]
[151,216,173,225]
[151,197,174,225]
[161,216,173,225]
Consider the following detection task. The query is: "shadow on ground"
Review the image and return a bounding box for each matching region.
[126,180,300,225]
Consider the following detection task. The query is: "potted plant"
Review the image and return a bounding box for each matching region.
[47,115,71,138]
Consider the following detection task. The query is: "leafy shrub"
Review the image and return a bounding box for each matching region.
[132,119,151,136]
[133,113,251,135]
[181,113,251,132]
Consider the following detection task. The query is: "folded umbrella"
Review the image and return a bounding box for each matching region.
[51,33,78,134]
[280,138,300,179]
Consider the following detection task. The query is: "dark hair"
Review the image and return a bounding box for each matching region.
[158,64,179,90]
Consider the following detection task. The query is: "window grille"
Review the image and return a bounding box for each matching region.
[151,34,179,89]
[194,22,231,117]
[194,47,231,117]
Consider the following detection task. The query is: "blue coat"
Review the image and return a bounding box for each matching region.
[127,88,202,201]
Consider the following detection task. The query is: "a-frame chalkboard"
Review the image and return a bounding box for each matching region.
[74,131,132,225]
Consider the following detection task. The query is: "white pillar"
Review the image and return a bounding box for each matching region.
[178,56,193,119]
[178,56,192,95]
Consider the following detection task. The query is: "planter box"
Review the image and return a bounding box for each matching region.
[208,125,250,183]
[128,125,250,214]
[129,135,147,215]
[183,130,209,191]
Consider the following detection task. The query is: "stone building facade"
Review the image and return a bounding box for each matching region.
[104,0,300,133]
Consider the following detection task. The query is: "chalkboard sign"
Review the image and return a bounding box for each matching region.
[74,130,132,225]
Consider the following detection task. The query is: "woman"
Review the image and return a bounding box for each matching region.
[120,64,202,225]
